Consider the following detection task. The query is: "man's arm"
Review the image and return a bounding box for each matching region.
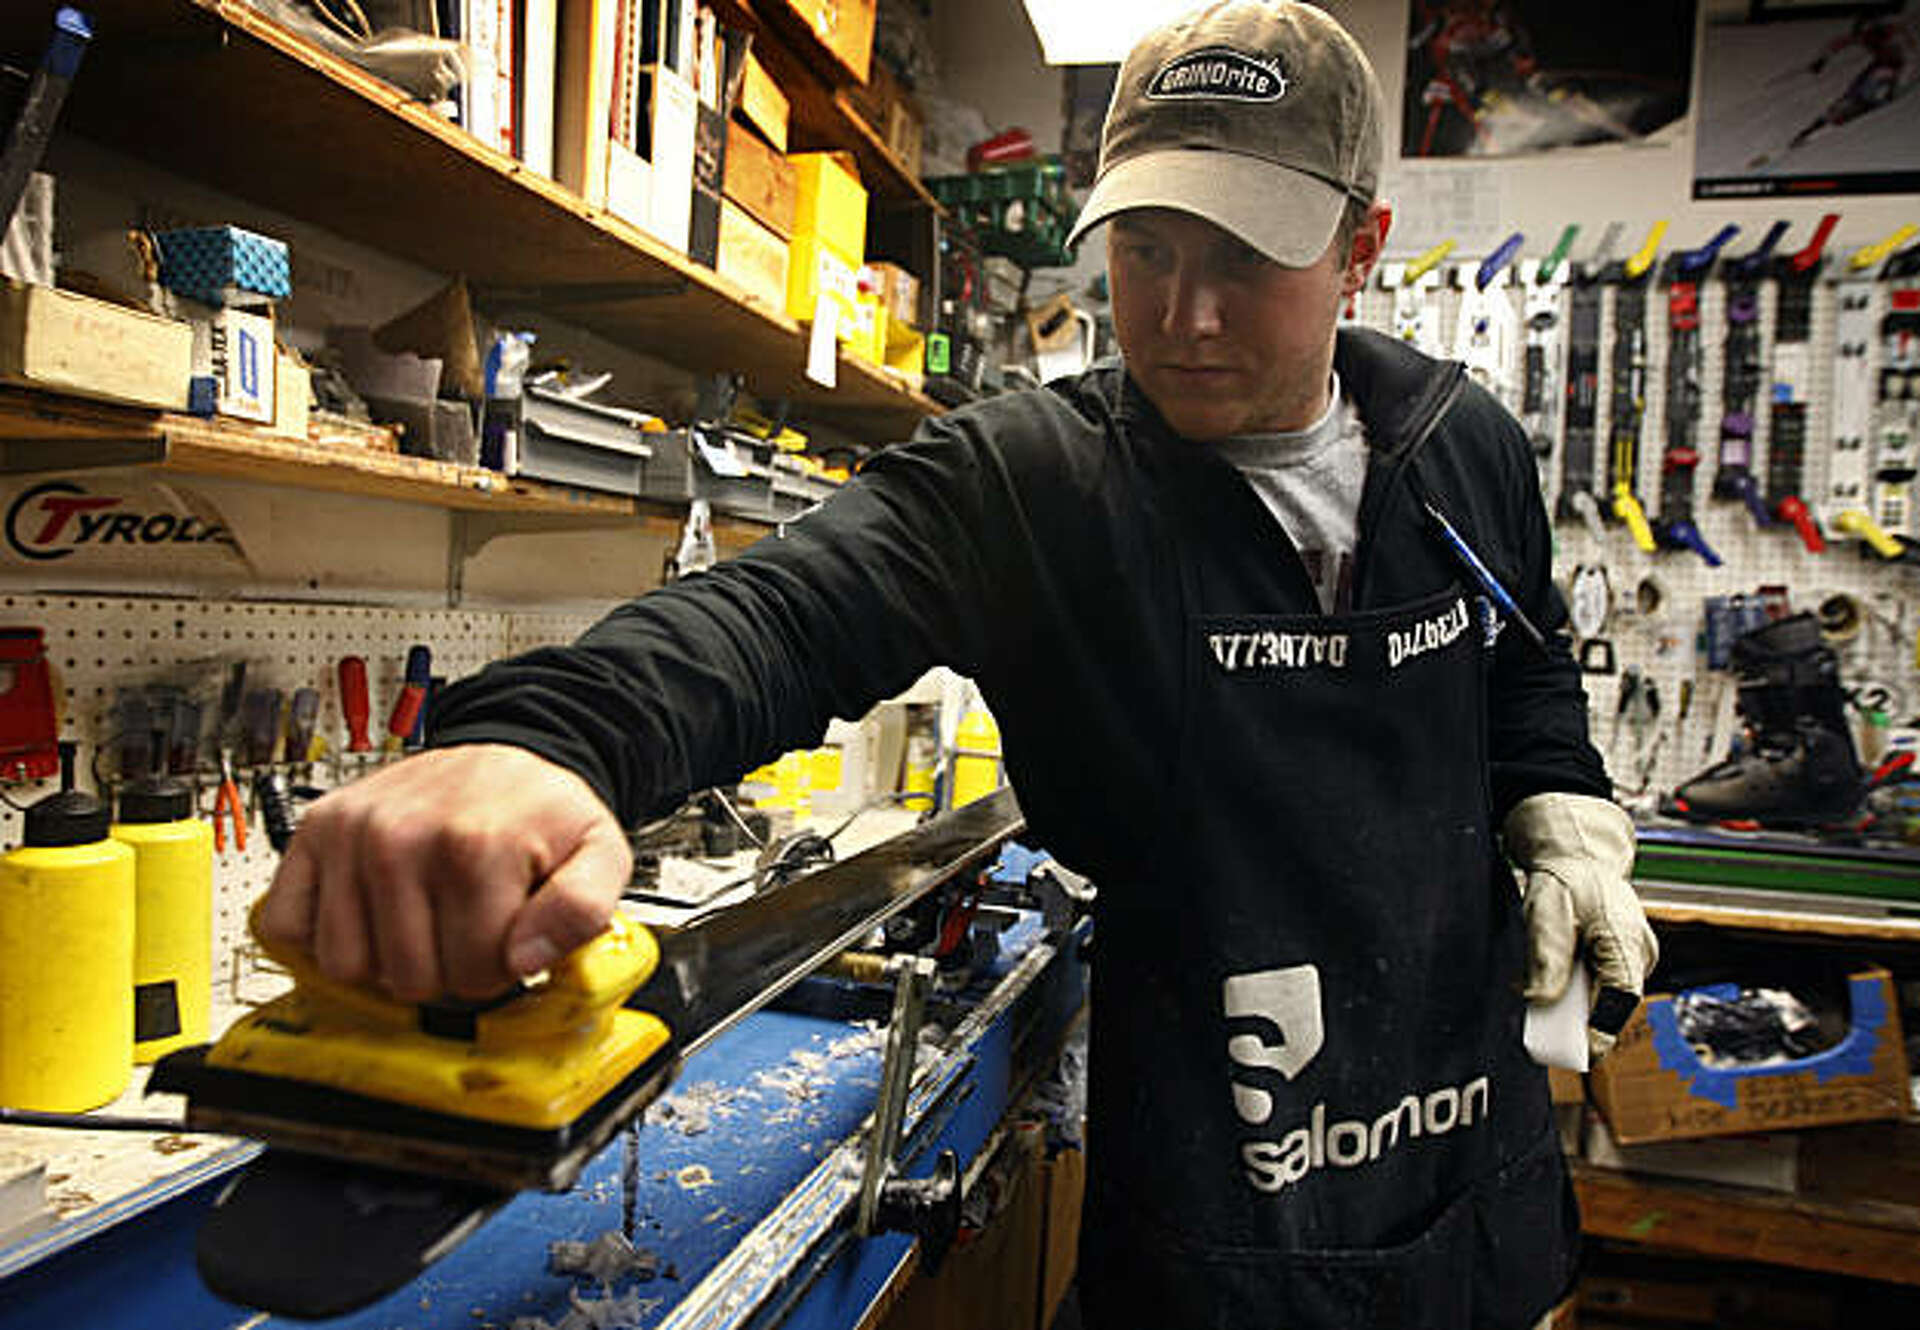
[1485,417,1656,1060]
[260,420,1002,1000]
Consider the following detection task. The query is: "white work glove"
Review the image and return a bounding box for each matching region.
[1502,792,1659,1063]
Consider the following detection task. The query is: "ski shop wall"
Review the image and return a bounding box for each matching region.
[942,0,1920,809]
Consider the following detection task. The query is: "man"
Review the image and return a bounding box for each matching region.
[262,5,1655,1327]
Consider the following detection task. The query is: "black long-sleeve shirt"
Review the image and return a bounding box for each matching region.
[430,328,1608,885]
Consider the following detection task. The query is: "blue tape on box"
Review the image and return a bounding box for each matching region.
[154,226,291,306]
[1649,974,1889,1109]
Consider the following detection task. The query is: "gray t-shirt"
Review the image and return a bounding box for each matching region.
[1212,375,1368,614]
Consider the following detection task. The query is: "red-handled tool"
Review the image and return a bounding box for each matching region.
[338,657,370,753]
[385,645,431,751]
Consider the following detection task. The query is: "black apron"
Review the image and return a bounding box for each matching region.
[1077,459,1578,1330]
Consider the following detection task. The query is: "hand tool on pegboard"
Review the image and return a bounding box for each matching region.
[1556,222,1622,541]
[337,655,371,754]
[0,626,60,782]
[1453,231,1524,413]
[1874,237,1920,544]
[210,662,248,853]
[1519,224,1577,480]
[383,644,431,753]
[285,687,320,774]
[1387,238,1454,357]
[1604,221,1667,552]
[1826,224,1917,558]
[1714,220,1788,527]
[1655,225,1738,565]
[1766,212,1839,553]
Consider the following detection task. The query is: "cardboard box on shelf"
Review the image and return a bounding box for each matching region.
[737,50,790,152]
[1589,968,1910,1146]
[846,61,923,175]
[0,281,192,410]
[867,260,920,329]
[723,120,798,238]
[775,0,875,85]
[191,306,276,424]
[717,201,791,310]
[272,350,310,440]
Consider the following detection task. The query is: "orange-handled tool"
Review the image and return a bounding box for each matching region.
[338,656,370,752]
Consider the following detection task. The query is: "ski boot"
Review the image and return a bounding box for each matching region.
[1664,613,1866,829]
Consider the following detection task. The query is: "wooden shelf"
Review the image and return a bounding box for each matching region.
[45,0,939,441]
[1572,1162,1920,1286]
[1639,883,1920,945]
[715,0,942,212]
[0,388,774,549]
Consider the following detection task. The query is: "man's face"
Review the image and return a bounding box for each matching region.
[1108,207,1375,440]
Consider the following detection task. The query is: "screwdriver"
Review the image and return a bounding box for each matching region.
[338,656,371,753]
[385,645,432,753]
[286,687,320,768]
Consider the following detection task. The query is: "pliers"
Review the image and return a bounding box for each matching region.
[212,749,247,853]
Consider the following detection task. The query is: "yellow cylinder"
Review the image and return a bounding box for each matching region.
[0,839,136,1110]
[951,707,1003,809]
[113,813,214,1062]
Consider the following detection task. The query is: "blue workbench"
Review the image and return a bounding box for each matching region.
[0,911,1087,1330]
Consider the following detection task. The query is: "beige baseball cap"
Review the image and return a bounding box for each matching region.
[1067,2,1384,268]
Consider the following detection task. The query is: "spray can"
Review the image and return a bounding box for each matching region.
[113,770,213,1062]
[0,742,135,1110]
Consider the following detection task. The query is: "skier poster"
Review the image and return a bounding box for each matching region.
[1402,1,1696,158]
[1694,5,1920,197]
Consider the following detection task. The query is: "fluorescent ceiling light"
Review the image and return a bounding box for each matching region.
[1020,0,1195,65]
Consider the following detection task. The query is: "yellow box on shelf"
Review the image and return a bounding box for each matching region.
[787,232,863,346]
[789,152,868,264]
[883,319,926,390]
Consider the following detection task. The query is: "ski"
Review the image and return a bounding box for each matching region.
[1714,220,1788,527]
[1656,225,1738,565]
[159,789,1028,1319]
[1519,224,1578,484]
[1827,225,1917,557]
[1767,212,1839,553]
[1454,231,1525,413]
[1605,221,1667,552]
[1875,239,1920,543]
[1556,222,1622,540]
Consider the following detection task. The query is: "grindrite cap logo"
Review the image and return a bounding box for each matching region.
[1146,47,1288,102]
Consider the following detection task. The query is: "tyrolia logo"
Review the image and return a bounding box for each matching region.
[6,481,234,562]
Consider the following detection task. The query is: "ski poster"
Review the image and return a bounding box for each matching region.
[1402,0,1696,158]
[1694,3,1920,197]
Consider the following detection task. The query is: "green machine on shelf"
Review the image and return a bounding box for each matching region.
[1635,824,1920,907]
[925,160,1079,271]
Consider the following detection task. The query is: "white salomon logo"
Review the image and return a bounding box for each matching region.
[1226,966,1494,1196]
[1223,965,1323,1126]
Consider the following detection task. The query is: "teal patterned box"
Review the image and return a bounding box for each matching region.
[154,226,291,306]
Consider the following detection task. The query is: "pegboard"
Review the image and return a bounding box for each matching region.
[0,594,605,1004]
[1356,253,1920,814]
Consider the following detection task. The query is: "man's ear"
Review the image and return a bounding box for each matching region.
[1343,202,1392,296]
